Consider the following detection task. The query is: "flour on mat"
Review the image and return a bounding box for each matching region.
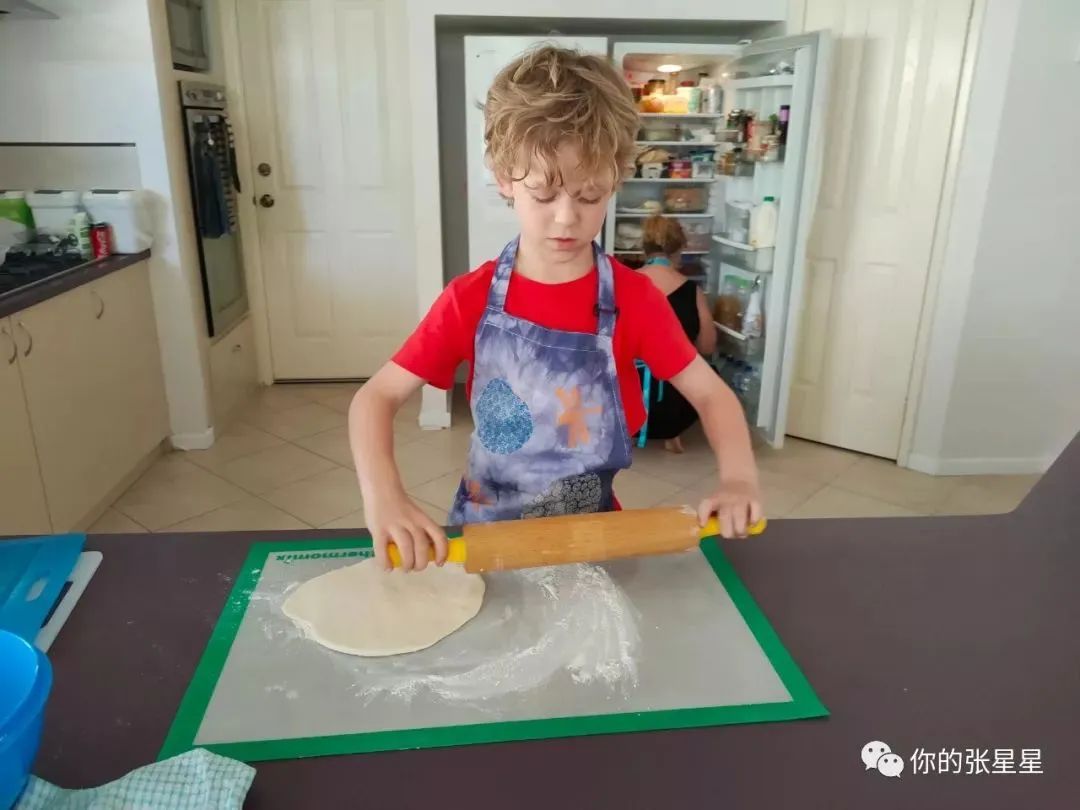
[253,561,640,704]
[343,563,640,703]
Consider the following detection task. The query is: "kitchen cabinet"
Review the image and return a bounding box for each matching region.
[209,315,258,426]
[0,318,51,534]
[11,260,168,531]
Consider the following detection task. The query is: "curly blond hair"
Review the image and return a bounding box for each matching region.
[484,44,640,189]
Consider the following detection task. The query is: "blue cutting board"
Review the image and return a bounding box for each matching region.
[0,533,85,644]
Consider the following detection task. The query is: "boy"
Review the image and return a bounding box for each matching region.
[350,45,762,571]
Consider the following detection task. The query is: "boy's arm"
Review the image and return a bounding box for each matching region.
[349,362,448,570]
[669,355,763,538]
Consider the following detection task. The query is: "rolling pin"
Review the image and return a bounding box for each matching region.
[387,507,766,573]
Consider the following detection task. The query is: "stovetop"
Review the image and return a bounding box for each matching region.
[0,247,90,297]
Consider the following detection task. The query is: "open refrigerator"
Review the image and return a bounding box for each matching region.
[605,33,830,448]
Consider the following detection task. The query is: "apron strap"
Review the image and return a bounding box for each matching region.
[594,244,618,339]
[486,237,519,313]
[485,238,617,339]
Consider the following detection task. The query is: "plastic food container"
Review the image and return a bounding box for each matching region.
[81,190,153,254]
[0,630,53,810]
[26,190,81,238]
[682,221,713,252]
[664,187,708,213]
[640,162,664,179]
[641,125,677,142]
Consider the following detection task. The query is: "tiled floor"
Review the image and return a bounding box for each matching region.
[92,383,1042,534]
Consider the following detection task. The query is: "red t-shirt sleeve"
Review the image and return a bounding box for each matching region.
[631,279,699,380]
[392,277,471,389]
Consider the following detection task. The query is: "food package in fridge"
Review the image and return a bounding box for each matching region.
[690,153,716,179]
[614,222,643,251]
[640,163,665,179]
[640,124,677,142]
[636,147,672,165]
[663,186,707,214]
[668,159,692,179]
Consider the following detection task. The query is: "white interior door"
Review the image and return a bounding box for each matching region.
[722,32,832,447]
[786,0,973,458]
[238,0,413,379]
[464,36,608,269]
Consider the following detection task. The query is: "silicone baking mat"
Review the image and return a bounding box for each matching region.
[160,536,827,762]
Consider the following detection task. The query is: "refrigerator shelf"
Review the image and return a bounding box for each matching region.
[728,74,795,90]
[638,113,726,119]
[624,178,717,184]
[616,212,714,219]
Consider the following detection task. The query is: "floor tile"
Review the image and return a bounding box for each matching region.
[756,437,862,483]
[629,442,717,488]
[934,474,1040,516]
[320,392,357,414]
[215,443,338,494]
[184,422,284,472]
[244,385,313,413]
[88,508,147,534]
[241,402,343,441]
[833,456,960,514]
[161,496,310,532]
[320,508,366,530]
[395,438,464,488]
[290,382,361,403]
[788,486,920,519]
[413,423,474,459]
[114,456,248,531]
[295,427,355,469]
[413,498,450,526]
[262,467,365,527]
[407,471,463,512]
[655,468,822,518]
[611,469,684,509]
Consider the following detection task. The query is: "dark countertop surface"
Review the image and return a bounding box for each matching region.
[18,433,1080,809]
[0,250,151,319]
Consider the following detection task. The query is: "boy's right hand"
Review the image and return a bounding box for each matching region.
[365,487,448,572]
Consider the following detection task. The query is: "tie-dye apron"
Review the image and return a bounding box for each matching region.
[448,237,633,524]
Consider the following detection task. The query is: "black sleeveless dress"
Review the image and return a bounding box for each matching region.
[638,281,701,440]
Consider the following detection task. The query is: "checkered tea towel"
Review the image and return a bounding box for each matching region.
[15,749,254,810]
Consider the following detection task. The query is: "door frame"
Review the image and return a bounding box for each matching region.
[895,0,985,470]
[215,0,275,386]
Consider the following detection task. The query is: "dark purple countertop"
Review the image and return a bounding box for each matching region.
[18,433,1080,809]
[0,250,151,318]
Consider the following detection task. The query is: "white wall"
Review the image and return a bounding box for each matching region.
[0,0,215,447]
[909,0,1080,474]
[404,0,786,424]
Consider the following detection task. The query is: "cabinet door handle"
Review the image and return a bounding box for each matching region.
[16,322,32,357]
[1,325,15,364]
[92,290,105,320]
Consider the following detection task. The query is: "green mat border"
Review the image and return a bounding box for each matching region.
[159,536,827,762]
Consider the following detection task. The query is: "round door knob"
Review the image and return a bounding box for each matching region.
[259,194,275,208]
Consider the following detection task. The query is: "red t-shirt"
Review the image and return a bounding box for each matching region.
[393,259,697,435]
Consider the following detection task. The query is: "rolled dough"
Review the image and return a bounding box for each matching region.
[282,559,485,657]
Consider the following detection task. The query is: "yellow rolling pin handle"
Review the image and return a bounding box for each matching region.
[700,516,767,539]
[387,536,467,568]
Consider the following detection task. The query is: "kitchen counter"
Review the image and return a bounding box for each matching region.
[0,250,151,319]
[16,433,1080,808]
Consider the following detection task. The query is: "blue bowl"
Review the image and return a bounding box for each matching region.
[0,631,52,810]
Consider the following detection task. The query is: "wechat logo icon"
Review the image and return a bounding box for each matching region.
[862,741,905,778]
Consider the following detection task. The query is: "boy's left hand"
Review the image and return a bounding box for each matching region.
[697,479,764,539]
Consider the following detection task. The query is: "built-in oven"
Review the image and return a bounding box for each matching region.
[179,80,248,338]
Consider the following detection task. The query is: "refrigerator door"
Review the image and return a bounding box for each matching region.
[727,31,831,448]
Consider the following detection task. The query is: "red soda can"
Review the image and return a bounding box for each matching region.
[90,223,112,259]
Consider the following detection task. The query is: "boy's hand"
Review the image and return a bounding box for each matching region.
[366,488,448,572]
[696,479,764,539]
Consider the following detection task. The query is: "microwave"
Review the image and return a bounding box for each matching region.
[166,0,210,72]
